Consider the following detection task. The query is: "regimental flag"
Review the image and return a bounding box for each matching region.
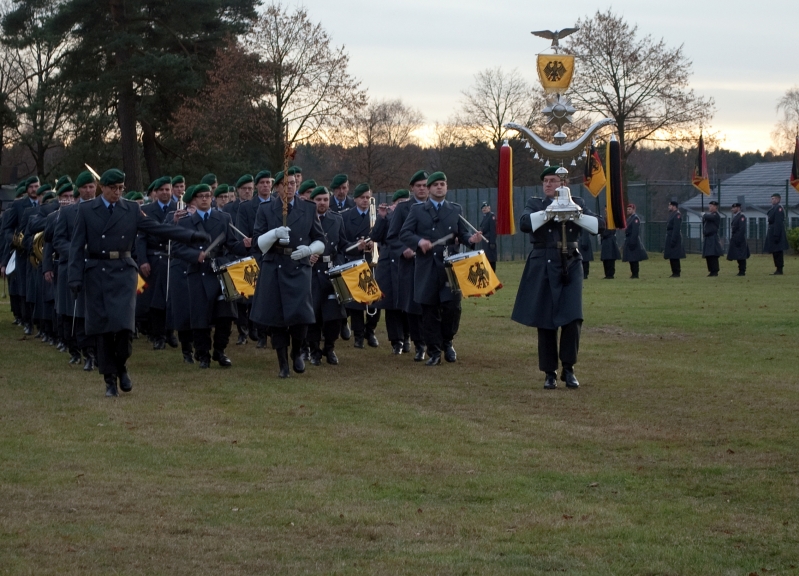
[536,54,575,94]
[583,143,606,197]
[450,252,502,298]
[791,136,799,193]
[136,274,147,295]
[341,261,382,304]
[496,141,516,235]
[605,138,627,230]
[692,134,711,195]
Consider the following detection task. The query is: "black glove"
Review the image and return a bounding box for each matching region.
[191,232,212,244]
[69,282,82,297]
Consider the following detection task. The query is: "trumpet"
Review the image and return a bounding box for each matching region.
[368,197,379,265]
[29,231,44,267]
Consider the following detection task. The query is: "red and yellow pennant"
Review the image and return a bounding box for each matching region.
[692,134,711,195]
[791,136,799,194]
[496,141,515,235]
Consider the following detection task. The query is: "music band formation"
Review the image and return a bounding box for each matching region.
[0,167,501,397]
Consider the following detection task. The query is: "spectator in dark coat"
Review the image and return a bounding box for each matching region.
[663,201,686,277]
[701,200,724,277]
[622,203,648,278]
[726,202,750,276]
[763,193,789,275]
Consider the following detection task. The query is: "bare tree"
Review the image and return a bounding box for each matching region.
[332,98,423,190]
[249,3,367,169]
[564,9,715,179]
[771,86,799,152]
[457,67,541,148]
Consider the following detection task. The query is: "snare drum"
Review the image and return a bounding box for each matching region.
[444,250,502,297]
[215,256,259,301]
[327,259,382,305]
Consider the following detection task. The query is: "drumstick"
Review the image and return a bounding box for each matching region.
[458,214,483,238]
[430,233,454,247]
[345,237,373,252]
[228,222,247,238]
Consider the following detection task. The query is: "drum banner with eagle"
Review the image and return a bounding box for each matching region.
[451,252,502,298]
[340,261,383,304]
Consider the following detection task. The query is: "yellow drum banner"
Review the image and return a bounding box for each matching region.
[451,252,502,298]
[340,262,382,304]
[536,54,575,94]
[136,274,146,295]
[225,259,259,298]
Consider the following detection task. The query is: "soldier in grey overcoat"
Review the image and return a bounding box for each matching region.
[622,204,648,278]
[68,169,209,397]
[399,171,482,366]
[250,174,326,378]
[702,201,724,276]
[479,202,498,271]
[726,202,750,276]
[599,211,619,279]
[763,193,789,275]
[511,166,602,389]
[663,201,686,277]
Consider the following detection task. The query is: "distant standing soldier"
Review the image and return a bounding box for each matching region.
[702,200,724,277]
[622,203,647,278]
[663,200,686,277]
[726,202,750,276]
[763,193,789,275]
[578,227,594,279]
[599,210,619,279]
[479,202,497,271]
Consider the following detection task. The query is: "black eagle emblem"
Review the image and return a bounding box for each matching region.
[467,262,491,289]
[544,61,567,82]
[358,267,379,296]
[243,264,257,288]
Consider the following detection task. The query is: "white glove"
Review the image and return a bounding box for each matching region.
[573,214,599,234]
[290,241,324,260]
[257,226,291,253]
[528,210,550,232]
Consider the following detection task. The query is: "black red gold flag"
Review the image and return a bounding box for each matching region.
[604,138,626,230]
[583,143,606,197]
[791,136,799,194]
[496,141,515,235]
[692,134,711,195]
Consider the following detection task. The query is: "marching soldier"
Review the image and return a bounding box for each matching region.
[329,174,354,213]
[727,202,750,276]
[250,171,326,378]
[213,184,231,211]
[307,186,348,365]
[663,200,686,277]
[172,184,251,369]
[342,183,381,348]
[702,200,724,277]
[763,193,789,275]
[297,179,316,201]
[578,226,594,280]
[136,176,176,349]
[223,174,253,226]
[23,183,51,339]
[386,170,429,361]
[42,184,74,348]
[371,190,408,354]
[623,203,647,278]
[511,166,602,389]
[53,172,97,369]
[0,183,28,325]
[168,188,199,363]
[399,171,482,366]
[28,189,60,343]
[599,209,619,279]
[171,176,186,204]
[68,169,210,397]
[200,173,218,195]
[479,202,498,271]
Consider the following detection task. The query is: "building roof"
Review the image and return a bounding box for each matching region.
[682,161,795,210]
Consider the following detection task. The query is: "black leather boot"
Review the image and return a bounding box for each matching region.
[291,346,305,374]
[276,348,290,378]
[104,374,119,397]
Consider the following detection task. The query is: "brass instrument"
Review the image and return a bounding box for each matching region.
[29,231,44,266]
[11,230,24,249]
[368,196,379,265]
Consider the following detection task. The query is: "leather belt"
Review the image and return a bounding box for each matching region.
[88,251,131,260]
[533,242,578,249]
[269,246,295,256]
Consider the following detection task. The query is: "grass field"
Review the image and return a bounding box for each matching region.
[1,253,798,575]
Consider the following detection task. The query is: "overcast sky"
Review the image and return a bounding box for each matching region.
[287,0,797,153]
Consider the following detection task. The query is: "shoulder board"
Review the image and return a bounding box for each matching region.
[450,201,462,208]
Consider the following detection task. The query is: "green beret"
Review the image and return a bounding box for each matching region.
[171,175,185,185]
[182,185,196,204]
[15,184,25,198]
[200,173,217,186]
[273,171,285,185]
[214,183,229,198]
[309,186,329,199]
[72,186,81,198]
[288,166,301,175]
[409,170,428,186]
[540,165,560,180]
[100,169,125,186]
[57,183,74,196]
[74,171,95,188]
[392,189,410,202]
[151,176,172,190]
[297,179,317,195]
[235,174,254,188]
[353,183,371,198]
[36,184,52,196]
[25,176,40,188]
[254,170,272,184]
[330,174,348,189]
[146,181,156,193]
[41,191,57,204]
[426,171,446,186]
[184,183,211,203]
[56,175,72,189]
[127,191,144,202]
